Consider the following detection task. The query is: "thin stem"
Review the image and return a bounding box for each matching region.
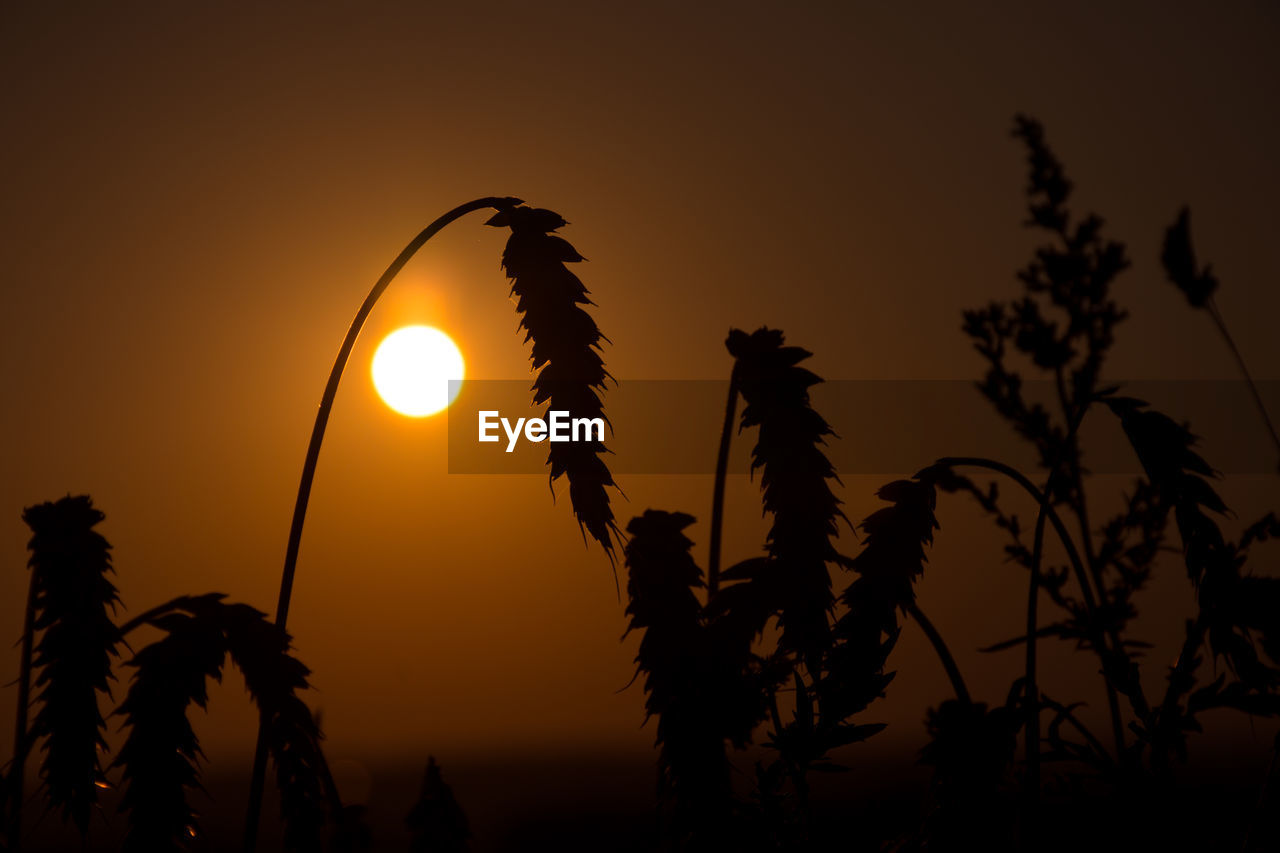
[1055,375,1134,722]
[706,367,739,598]
[930,456,1126,759]
[1024,399,1090,813]
[1024,506,1046,807]
[242,196,521,853]
[7,566,38,848]
[1059,380,1150,755]
[905,601,970,704]
[1207,296,1280,472]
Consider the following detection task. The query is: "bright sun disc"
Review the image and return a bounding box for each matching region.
[371,325,465,417]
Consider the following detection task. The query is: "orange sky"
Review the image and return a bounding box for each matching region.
[2,0,1279,787]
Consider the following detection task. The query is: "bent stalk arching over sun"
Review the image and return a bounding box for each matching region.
[245,196,620,851]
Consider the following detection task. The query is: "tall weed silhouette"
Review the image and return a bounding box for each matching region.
[1162,208,1280,467]
[914,117,1280,850]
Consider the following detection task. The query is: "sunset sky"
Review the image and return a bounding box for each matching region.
[2,0,1278,829]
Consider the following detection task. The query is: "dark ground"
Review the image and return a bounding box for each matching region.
[13,741,1277,851]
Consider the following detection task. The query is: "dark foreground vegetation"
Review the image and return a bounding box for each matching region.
[4,117,1278,851]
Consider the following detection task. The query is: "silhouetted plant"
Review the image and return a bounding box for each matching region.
[114,595,342,853]
[113,601,228,851]
[908,116,1280,853]
[626,330,896,848]
[709,328,903,844]
[617,115,1280,851]
[722,327,848,669]
[248,196,619,848]
[624,510,761,849]
[947,115,1138,781]
[1162,208,1280,468]
[3,497,360,852]
[837,476,968,700]
[487,205,620,563]
[406,756,470,853]
[6,496,119,845]
[1102,396,1280,769]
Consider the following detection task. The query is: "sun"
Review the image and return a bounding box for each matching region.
[371,325,465,417]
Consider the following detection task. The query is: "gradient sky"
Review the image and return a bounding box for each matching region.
[2,0,1278,790]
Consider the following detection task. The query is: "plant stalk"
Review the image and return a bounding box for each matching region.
[242,196,521,853]
[905,601,970,704]
[1022,507,1046,843]
[1207,296,1280,472]
[1024,400,1089,813]
[706,366,739,598]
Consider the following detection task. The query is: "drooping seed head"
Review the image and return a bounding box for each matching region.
[23,495,120,835]
[488,205,620,568]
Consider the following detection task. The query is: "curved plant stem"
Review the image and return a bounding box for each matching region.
[905,601,970,704]
[7,566,38,848]
[1038,695,1112,769]
[931,458,1093,610]
[929,456,1126,760]
[242,195,521,853]
[706,366,740,598]
[1207,295,1280,472]
[116,596,193,638]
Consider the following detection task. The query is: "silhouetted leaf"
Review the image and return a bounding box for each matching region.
[1102,395,1228,589]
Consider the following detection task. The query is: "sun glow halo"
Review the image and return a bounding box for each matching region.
[371,325,465,417]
